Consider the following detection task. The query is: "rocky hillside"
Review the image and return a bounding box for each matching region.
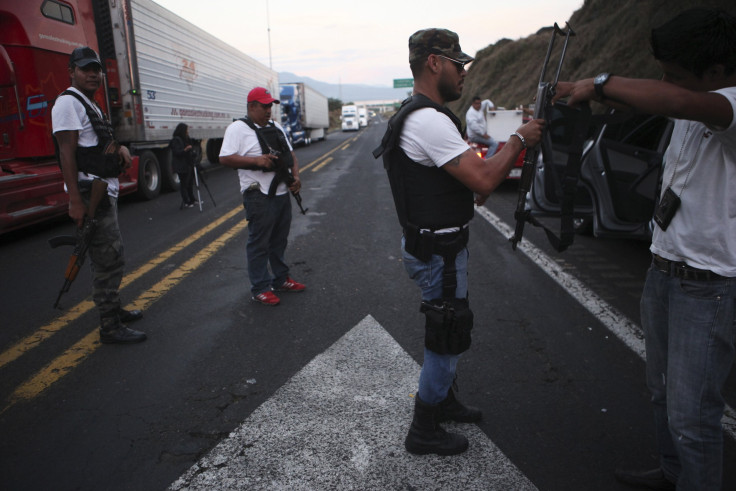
[449,0,735,118]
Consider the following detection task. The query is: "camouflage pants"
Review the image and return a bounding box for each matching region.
[80,187,125,330]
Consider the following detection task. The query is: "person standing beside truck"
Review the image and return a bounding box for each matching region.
[170,123,197,208]
[52,47,146,344]
[554,8,736,491]
[465,96,498,155]
[373,28,543,456]
[219,87,306,306]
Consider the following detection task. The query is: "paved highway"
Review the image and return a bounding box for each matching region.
[1,118,734,490]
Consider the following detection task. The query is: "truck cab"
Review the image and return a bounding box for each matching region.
[280,84,306,146]
[0,0,138,233]
[341,105,359,132]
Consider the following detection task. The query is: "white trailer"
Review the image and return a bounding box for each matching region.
[107,0,279,194]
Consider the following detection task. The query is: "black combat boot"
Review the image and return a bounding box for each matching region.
[404,396,469,455]
[99,314,146,345]
[437,387,482,423]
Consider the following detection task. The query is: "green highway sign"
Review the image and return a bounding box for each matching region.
[393,78,414,88]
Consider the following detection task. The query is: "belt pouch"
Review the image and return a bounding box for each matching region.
[404,224,434,262]
[421,298,473,355]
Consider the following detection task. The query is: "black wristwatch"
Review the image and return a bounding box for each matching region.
[594,72,612,99]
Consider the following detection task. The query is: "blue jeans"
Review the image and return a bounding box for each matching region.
[641,266,736,490]
[402,236,469,405]
[242,190,292,295]
[469,135,499,156]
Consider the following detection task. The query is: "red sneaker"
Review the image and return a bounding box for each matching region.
[252,291,280,306]
[274,277,306,292]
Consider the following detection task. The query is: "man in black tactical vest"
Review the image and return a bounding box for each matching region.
[219,87,306,306]
[374,28,544,455]
[53,46,146,344]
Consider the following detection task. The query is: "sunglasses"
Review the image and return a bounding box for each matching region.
[435,54,470,73]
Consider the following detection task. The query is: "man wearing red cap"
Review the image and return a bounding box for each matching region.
[219,87,306,306]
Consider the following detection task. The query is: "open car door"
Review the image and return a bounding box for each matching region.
[529,105,674,241]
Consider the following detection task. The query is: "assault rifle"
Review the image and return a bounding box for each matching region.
[268,147,308,215]
[510,23,575,250]
[238,116,308,215]
[49,179,108,309]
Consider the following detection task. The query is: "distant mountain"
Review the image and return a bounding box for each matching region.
[449,0,735,121]
[278,72,410,103]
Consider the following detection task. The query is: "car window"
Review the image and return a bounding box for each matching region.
[601,113,670,151]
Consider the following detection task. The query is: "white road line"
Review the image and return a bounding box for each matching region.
[475,206,736,439]
[169,315,537,491]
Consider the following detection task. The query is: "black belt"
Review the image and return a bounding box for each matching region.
[652,254,727,282]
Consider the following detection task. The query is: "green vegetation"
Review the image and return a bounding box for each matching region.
[449,0,735,121]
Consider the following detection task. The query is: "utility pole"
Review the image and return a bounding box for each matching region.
[266,0,272,69]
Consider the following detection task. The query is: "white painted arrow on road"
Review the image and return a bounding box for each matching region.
[169,315,537,490]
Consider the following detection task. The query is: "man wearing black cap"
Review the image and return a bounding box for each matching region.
[52,46,146,344]
[374,28,544,455]
[219,87,305,306]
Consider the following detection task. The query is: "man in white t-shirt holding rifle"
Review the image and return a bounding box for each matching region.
[52,46,146,344]
[374,28,543,456]
[219,87,306,306]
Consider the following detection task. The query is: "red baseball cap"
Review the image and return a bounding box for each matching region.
[247,87,279,104]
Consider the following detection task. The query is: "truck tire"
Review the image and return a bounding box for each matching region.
[160,148,181,192]
[206,139,222,164]
[136,150,162,200]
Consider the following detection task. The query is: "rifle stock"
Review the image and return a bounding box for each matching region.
[510,23,575,250]
[52,179,108,309]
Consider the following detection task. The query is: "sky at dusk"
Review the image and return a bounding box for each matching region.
[152,0,583,87]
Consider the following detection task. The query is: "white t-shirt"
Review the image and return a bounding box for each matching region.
[465,99,494,139]
[51,87,119,197]
[650,86,736,277]
[398,108,469,168]
[219,119,293,195]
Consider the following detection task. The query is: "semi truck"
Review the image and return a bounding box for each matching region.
[358,105,367,127]
[340,104,359,132]
[279,83,329,146]
[0,0,278,234]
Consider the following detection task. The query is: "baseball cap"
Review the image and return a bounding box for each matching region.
[409,28,474,65]
[69,46,102,68]
[247,87,280,105]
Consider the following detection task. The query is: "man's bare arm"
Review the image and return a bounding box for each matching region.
[443,119,544,196]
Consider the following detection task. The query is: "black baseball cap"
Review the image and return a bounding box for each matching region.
[69,47,102,68]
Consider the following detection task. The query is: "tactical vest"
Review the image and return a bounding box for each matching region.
[373,94,474,232]
[238,117,294,196]
[57,90,122,178]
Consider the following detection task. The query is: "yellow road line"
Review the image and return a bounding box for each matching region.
[310,157,333,173]
[1,218,248,414]
[300,134,359,172]
[0,206,242,370]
